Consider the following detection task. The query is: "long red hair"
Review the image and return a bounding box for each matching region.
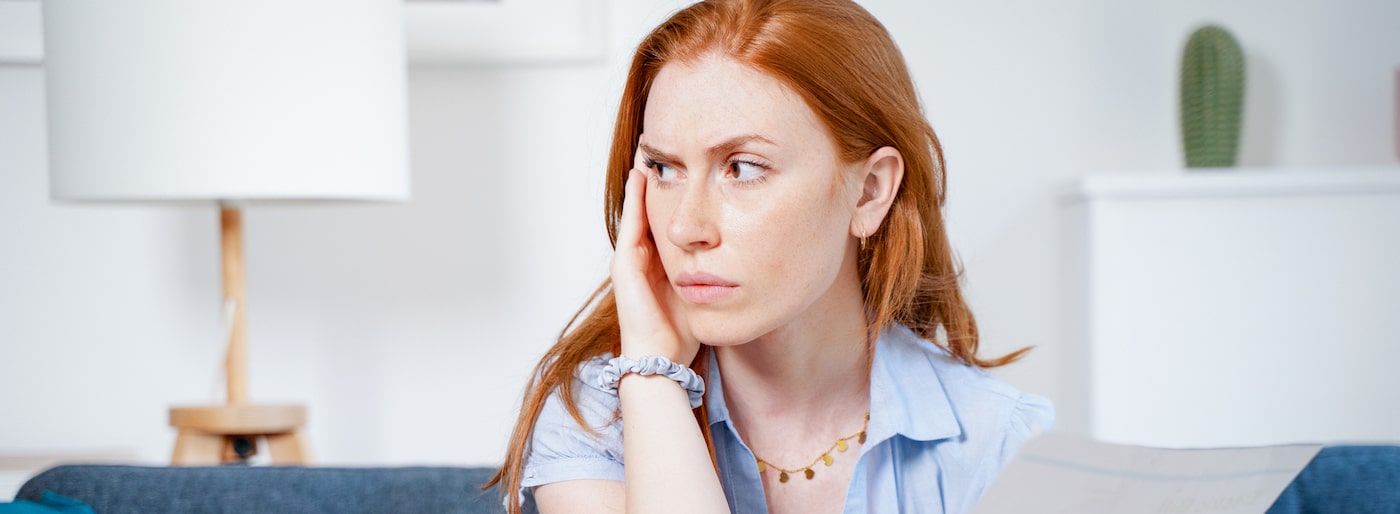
[485,1,1027,511]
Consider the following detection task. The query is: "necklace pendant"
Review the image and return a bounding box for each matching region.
[751,411,870,486]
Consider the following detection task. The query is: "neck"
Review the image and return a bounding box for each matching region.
[715,265,871,429]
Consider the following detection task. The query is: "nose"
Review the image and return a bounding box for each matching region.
[666,181,720,251]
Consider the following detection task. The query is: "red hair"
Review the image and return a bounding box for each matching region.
[486,1,1027,511]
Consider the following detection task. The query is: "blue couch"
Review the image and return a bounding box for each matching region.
[12,445,1400,513]
[1266,445,1400,514]
[15,466,504,514]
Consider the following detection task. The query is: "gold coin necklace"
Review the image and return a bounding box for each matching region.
[754,412,870,483]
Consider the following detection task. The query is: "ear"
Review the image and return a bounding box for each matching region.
[849,146,904,239]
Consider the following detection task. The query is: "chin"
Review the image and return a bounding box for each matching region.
[684,309,773,347]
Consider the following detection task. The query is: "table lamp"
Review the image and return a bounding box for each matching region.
[41,0,410,464]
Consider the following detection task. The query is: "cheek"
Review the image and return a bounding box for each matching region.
[645,190,677,249]
[730,191,849,276]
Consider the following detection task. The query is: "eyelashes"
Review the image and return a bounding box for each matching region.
[642,157,665,175]
[643,158,679,188]
[725,159,768,186]
[642,157,771,188]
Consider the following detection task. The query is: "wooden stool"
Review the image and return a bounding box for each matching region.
[170,404,310,465]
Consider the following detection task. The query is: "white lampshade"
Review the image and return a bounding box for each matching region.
[42,0,410,203]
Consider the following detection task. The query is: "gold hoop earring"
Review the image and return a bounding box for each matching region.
[859,226,867,250]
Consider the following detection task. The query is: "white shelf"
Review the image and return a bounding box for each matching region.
[0,1,42,65]
[1060,168,1400,447]
[0,0,607,67]
[1064,167,1400,202]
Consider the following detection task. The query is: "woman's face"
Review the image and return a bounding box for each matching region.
[637,54,861,346]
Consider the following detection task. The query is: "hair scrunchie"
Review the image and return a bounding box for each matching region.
[598,355,705,409]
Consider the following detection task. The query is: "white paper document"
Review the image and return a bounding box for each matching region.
[970,434,1321,514]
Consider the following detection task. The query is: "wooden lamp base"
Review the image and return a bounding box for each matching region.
[169,404,310,465]
[168,207,311,466]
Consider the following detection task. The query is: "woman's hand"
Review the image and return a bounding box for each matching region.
[611,168,698,366]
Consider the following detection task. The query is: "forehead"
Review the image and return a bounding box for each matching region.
[642,54,829,152]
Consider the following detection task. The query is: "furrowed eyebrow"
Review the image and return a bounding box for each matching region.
[637,142,679,165]
[706,134,775,156]
[638,134,776,166]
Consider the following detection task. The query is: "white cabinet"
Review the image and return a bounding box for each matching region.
[1060,168,1400,447]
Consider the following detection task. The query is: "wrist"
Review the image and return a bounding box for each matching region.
[598,354,705,409]
[617,372,684,401]
[619,343,692,367]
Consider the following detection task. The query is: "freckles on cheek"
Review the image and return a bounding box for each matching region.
[645,195,673,244]
[740,204,824,261]
[784,198,850,265]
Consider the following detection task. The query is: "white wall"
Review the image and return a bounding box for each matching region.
[2,0,1398,478]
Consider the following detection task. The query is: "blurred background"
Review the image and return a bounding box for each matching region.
[1,0,1397,494]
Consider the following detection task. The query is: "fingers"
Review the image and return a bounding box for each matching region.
[611,168,696,365]
[616,169,651,249]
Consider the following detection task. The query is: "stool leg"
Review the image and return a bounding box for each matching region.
[172,429,224,465]
[266,428,310,465]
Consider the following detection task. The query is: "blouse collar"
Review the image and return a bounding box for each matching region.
[704,324,963,447]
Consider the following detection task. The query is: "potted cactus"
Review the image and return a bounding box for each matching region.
[1180,25,1246,168]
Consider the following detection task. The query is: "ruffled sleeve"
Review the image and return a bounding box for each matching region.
[955,391,1055,512]
[515,356,626,509]
[995,392,1055,471]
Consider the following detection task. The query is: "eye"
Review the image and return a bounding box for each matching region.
[726,159,767,183]
[644,158,680,183]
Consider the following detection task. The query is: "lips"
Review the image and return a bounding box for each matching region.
[674,271,737,304]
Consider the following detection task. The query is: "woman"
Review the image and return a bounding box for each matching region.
[487,0,1053,512]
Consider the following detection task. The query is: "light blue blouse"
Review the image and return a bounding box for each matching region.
[517,324,1055,513]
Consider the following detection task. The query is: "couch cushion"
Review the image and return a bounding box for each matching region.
[17,465,503,514]
[1267,445,1400,514]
